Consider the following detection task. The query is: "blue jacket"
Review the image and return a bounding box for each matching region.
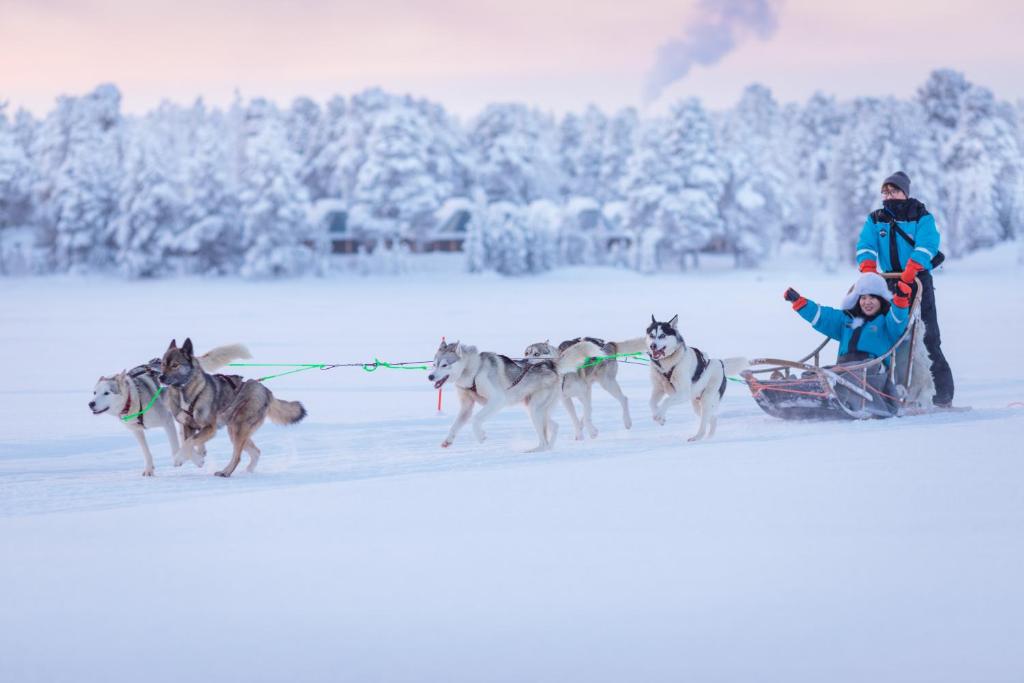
[794,299,910,361]
[856,199,940,273]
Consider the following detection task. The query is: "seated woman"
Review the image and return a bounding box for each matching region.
[784,272,913,366]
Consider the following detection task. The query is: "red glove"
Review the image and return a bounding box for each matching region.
[893,280,912,308]
[900,259,924,284]
[784,288,807,311]
[859,260,877,273]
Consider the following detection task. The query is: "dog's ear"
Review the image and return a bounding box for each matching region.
[182,338,194,357]
[114,370,128,394]
[651,314,656,325]
[167,338,177,351]
[669,314,678,328]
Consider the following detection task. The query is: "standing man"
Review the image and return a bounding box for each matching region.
[855,171,954,407]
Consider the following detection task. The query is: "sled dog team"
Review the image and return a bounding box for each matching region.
[90,170,950,476]
[91,316,747,476]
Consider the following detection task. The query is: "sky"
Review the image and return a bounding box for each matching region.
[2,0,1023,119]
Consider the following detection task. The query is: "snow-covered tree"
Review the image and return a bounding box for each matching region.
[621,99,726,272]
[349,98,474,249]
[0,106,34,232]
[470,104,561,204]
[598,108,638,203]
[558,106,606,199]
[180,109,241,274]
[237,101,317,278]
[467,200,558,276]
[719,84,794,266]
[37,84,125,273]
[918,70,1023,256]
[792,93,845,268]
[113,126,184,278]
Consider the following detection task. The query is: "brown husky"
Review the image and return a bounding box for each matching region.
[159,338,307,477]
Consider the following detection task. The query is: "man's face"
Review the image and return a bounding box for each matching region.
[881,184,906,200]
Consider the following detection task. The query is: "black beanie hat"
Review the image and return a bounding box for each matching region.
[882,171,911,197]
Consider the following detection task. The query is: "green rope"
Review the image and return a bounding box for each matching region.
[255,365,327,381]
[227,362,329,382]
[120,385,165,422]
[579,351,649,369]
[361,358,428,372]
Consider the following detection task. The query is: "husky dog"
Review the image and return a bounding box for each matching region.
[428,339,602,452]
[89,343,252,476]
[160,338,307,477]
[646,315,748,442]
[524,336,646,440]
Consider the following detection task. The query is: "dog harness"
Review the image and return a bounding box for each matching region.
[691,348,710,383]
[652,347,721,395]
[178,373,243,427]
[120,366,159,426]
[118,392,135,424]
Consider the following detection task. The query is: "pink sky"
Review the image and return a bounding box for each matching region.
[2,0,1022,118]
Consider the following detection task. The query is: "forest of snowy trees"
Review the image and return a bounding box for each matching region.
[1,69,1021,277]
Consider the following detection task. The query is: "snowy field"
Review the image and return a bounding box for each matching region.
[2,248,1023,683]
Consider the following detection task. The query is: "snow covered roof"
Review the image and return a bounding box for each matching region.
[309,198,348,226]
[565,196,600,215]
[434,197,476,224]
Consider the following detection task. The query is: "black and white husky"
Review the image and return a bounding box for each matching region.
[646,316,747,442]
[429,339,603,452]
[523,336,647,440]
[89,343,251,476]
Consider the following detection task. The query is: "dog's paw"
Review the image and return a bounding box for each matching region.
[214,470,230,478]
[574,431,584,441]
[142,468,154,477]
[474,431,487,443]
[687,434,703,443]
[624,416,633,430]
[587,425,599,439]
[441,439,452,448]
[653,413,666,426]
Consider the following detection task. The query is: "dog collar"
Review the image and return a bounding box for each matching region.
[119,391,133,417]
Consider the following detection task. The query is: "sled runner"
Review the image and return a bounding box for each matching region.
[742,274,932,421]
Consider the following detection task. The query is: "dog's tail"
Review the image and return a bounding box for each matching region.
[722,357,749,376]
[556,341,604,374]
[609,337,648,355]
[198,343,252,372]
[267,397,307,426]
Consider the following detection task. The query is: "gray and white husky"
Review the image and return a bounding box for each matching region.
[523,336,647,440]
[89,343,252,476]
[429,339,603,452]
[646,315,748,442]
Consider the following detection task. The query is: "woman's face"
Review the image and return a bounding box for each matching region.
[859,295,881,316]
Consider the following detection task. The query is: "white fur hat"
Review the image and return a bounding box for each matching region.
[841,272,892,310]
